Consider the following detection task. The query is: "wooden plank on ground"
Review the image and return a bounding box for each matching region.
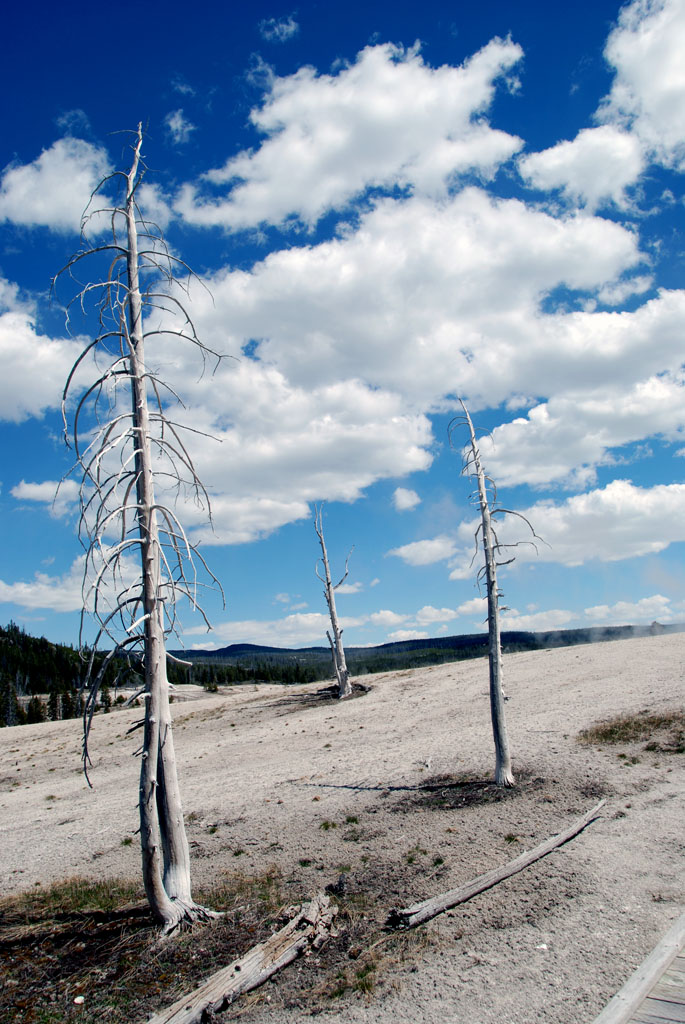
[636,995,685,1021]
[591,911,685,1024]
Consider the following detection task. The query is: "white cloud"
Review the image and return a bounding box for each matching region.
[387,629,429,642]
[11,479,79,517]
[0,277,85,423]
[192,189,642,411]
[519,125,645,209]
[448,480,685,577]
[388,535,457,566]
[165,109,196,145]
[0,138,111,232]
[158,357,433,545]
[176,39,523,229]
[393,487,421,511]
[597,275,653,306]
[336,581,364,594]
[584,593,676,624]
[0,550,138,615]
[415,605,459,625]
[598,0,685,170]
[259,14,299,42]
[478,367,685,488]
[0,560,85,612]
[499,608,574,631]
[368,609,409,627]
[457,597,488,616]
[186,610,367,648]
[138,183,173,230]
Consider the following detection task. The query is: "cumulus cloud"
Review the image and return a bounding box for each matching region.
[336,582,364,594]
[387,629,429,641]
[584,594,675,624]
[415,605,459,625]
[11,480,79,518]
[145,352,433,545]
[499,608,575,631]
[386,481,685,579]
[188,188,642,411]
[447,480,685,578]
[0,277,85,423]
[518,125,645,209]
[598,0,685,170]
[0,550,138,615]
[477,368,685,488]
[0,561,84,612]
[388,535,458,566]
[457,597,488,616]
[0,138,111,232]
[186,610,367,648]
[176,39,523,229]
[393,487,421,511]
[368,609,409,627]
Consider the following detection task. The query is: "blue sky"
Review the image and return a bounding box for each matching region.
[0,0,684,650]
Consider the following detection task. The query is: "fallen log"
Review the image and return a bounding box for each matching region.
[147,893,336,1024]
[386,799,605,930]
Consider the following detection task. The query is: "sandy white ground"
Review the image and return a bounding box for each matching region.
[1,633,683,1023]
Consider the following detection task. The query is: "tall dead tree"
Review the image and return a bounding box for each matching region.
[57,125,221,932]
[450,400,540,788]
[314,505,352,699]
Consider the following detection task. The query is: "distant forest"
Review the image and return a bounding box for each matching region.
[1,618,682,727]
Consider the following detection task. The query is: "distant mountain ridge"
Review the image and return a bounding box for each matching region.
[171,621,684,669]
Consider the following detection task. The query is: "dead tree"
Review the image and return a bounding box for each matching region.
[314,505,352,699]
[450,400,540,787]
[57,125,221,932]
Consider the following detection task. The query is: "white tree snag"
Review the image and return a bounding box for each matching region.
[314,505,352,699]
[386,799,605,930]
[147,894,337,1024]
[458,401,514,787]
[58,125,222,932]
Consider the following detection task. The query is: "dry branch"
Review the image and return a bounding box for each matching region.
[386,799,605,930]
[147,893,337,1024]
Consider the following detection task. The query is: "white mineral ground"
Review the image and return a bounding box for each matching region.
[1,633,682,1024]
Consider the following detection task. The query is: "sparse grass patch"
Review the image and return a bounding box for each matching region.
[578,709,685,753]
[0,869,291,1024]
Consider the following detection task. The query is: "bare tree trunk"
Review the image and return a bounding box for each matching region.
[124,132,198,927]
[314,506,352,699]
[461,403,514,787]
[58,125,225,932]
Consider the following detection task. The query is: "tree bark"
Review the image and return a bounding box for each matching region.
[315,506,352,699]
[461,403,514,787]
[147,894,337,1024]
[124,128,196,930]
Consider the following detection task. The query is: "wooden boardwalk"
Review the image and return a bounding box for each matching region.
[592,912,685,1024]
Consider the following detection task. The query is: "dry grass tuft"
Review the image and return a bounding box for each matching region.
[577,709,685,753]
